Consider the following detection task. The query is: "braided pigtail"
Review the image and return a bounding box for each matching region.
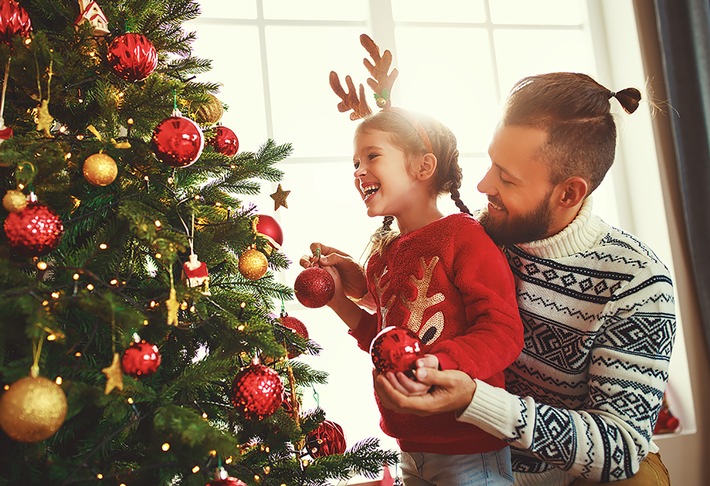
[366,215,399,258]
[450,187,472,215]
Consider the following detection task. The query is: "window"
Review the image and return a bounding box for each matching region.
[188,0,694,479]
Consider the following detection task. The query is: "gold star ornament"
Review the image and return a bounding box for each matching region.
[102,353,124,394]
[270,184,290,211]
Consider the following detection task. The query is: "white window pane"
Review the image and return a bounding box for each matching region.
[262,0,368,20]
[394,27,499,155]
[392,0,486,22]
[189,24,268,152]
[198,0,257,19]
[490,0,584,25]
[266,26,370,158]
[494,29,595,95]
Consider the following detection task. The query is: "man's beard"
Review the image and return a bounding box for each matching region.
[479,193,554,246]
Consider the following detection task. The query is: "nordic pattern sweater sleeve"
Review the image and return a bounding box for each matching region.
[459,201,676,482]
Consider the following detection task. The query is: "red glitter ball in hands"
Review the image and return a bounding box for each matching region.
[305,420,347,458]
[294,267,335,308]
[370,326,424,374]
[3,203,64,256]
[151,115,205,167]
[231,363,284,420]
[0,0,32,45]
[255,214,283,249]
[212,126,239,156]
[121,341,162,377]
[106,33,158,82]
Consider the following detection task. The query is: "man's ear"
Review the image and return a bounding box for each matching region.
[416,153,438,181]
[557,176,588,208]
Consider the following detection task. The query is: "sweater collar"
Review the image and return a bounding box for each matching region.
[512,197,601,259]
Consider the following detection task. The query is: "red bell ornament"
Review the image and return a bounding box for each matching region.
[231,363,284,420]
[306,420,347,458]
[151,114,205,167]
[121,340,161,377]
[370,326,424,375]
[212,125,239,156]
[3,202,64,256]
[254,214,283,250]
[0,0,32,45]
[294,266,335,308]
[107,32,158,82]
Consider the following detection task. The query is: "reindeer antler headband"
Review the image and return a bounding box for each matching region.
[329,34,434,153]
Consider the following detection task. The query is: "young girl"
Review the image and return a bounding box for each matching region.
[302,108,524,485]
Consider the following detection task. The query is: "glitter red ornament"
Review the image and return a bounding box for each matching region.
[211,126,239,156]
[279,313,309,358]
[294,266,335,308]
[121,340,161,377]
[0,0,32,45]
[370,326,424,374]
[106,32,158,82]
[231,362,284,420]
[254,214,283,250]
[206,477,247,486]
[3,202,64,256]
[305,420,347,458]
[151,114,205,167]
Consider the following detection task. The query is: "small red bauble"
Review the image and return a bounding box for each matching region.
[151,115,205,167]
[206,477,247,486]
[294,267,335,308]
[121,340,162,377]
[231,363,284,420]
[106,32,158,82]
[279,314,309,358]
[212,126,239,156]
[3,202,64,256]
[305,420,347,458]
[0,0,32,45]
[255,214,283,249]
[370,326,424,374]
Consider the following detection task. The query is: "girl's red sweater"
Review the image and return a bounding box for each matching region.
[350,213,523,454]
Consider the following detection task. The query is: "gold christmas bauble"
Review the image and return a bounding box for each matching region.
[193,93,224,126]
[2,189,27,213]
[238,247,268,280]
[0,375,68,443]
[83,153,118,186]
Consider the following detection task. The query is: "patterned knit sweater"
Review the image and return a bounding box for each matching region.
[351,212,524,454]
[459,199,676,484]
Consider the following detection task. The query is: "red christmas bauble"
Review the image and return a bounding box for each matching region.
[212,126,239,156]
[294,267,335,308]
[231,363,284,420]
[279,314,309,358]
[370,326,424,374]
[255,214,283,249]
[3,203,64,256]
[121,340,161,377]
[152,115,205,167]
[206,477,247,486]
[305,420,347,458]
[0,0,32,45]
[106,32,158,82]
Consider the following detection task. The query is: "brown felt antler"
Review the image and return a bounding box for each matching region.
[329,34,399,120]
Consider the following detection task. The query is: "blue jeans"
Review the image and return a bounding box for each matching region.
[400,448,514,485]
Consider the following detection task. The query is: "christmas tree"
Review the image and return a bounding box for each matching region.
[0,1,397,484]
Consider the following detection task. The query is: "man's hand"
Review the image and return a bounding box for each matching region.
[300,242,367,299]
[374,367,477,416]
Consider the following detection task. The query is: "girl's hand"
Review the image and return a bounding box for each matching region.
[381,354,439,397]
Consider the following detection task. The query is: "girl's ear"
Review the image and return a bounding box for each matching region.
[416,153,438,181]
